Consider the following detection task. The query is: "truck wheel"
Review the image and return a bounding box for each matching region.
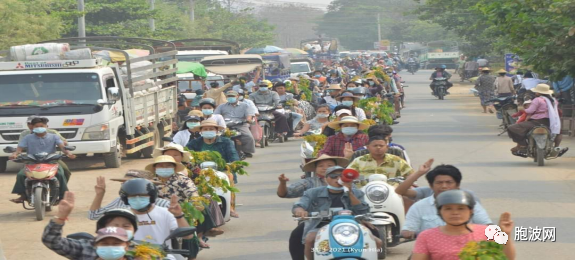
[142,128,161,158]
[0,157,8,173]
[104,137,122,168]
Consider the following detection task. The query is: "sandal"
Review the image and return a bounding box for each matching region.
[558,148,569,157]
[9,196,26,204]
[206,229,224,237]
[230,211,240,218]
[199,241,210,249]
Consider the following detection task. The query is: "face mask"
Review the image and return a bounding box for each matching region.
[315,75,321,78]
[317,113,329,118]
[202,109,213,116]
[327,185,345,191]
[227,97,237,103]
[186,122,200,129]
[33,127,47,134]
[259,87,268,92]
[156,168,175,177]
[369,81,374,86]
[238,96,245,101]
[127,196,150,211]
[341,127,358,136]
[342,101,354,107]
[126,230,134,240]
[96,246,126,260]
[201,131,217,139]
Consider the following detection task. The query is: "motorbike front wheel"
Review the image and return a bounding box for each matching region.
[376,225,388,259]
[437,88,445,100]
[537,148,545,166]
[34,187,46,221]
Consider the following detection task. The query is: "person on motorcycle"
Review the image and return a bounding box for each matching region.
[336,92,367,121]
[249,82,291,141]
[145,155,198,202]
[319,116,369,157]
[9,117,76,203]
[233,67,262,93]
[172,115,202,147]
[495,69,516,97]
[320,84,342,110]
[199,98,226,129]
[295,104,331,137]
[400,165,493,240]
[312,70,327,87]
[44,190,140,260]
[92,227,133,260]
[475,67,497,113]
[429,65,453,96]
[186,119,239,164]
[411,190,516,260]
[321,106,353,137]
[366,76,384,97]
[214,91,256,157]
[292,166,380,260]
[274,82,304,133]
[327,69,342,84]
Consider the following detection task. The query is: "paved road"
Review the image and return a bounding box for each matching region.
[0,70,574,260]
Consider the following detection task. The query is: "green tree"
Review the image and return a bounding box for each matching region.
[0,0,63,50]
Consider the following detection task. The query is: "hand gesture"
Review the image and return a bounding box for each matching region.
[278,174,290,184]
[67,153,77,159]
[343,142,354,159]
[9,153,17,160]
[95,176,106,195]
[498,212,514,235]
[168,195,183,216]
[294,208,308,218]
[58,191,75,219]
[418,159,434,176]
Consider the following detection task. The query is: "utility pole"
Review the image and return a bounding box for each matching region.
[189,0,195,22]
[78,0,86,38]
[377,13,382,42]
[149,0,155,31]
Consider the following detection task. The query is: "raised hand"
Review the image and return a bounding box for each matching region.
[498,212,514,235]
[168,195,183,216]
[418,158,434,175]
[95,176,106,195]
[278,174,290,183]
[343,142,354,159]
[58,191,75,219]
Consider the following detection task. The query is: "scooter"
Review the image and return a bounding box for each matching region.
[360,175,406,259]
[489,96,518,136]
[200,161,232,222]
[294,210,380,260]
[4,146,75,221]
[257,105,285,145]
[432,77,448,100]
[514,126,566,166]
[224,118,246,160]
[407,62,418,75]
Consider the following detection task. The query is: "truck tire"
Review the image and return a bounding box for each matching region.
[0,157,8,173]
[104,137,122,168]
[142,128,161,158]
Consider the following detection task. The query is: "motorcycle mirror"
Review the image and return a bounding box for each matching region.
[162,137,173,142]
[164,227,196,242]
[64,146,76,151]
[3,146,16,153]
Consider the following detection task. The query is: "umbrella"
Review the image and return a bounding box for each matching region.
[245,46,288,54]
[176,62,207,77]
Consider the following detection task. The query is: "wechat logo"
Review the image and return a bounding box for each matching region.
[485,225,508,245]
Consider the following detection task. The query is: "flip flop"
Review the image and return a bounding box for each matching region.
[9,198,25,204]
[230,211,240,218]
[558,148,569,157]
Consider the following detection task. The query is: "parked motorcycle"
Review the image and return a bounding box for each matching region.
[489,96,518,136]
[224,118,246,160]
[200,161,232,222]
[4,146,75,221]
[432,77,448,100]
[514,126,565,166]
[294,210,380,260]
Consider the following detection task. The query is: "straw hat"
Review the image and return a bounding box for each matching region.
[481,67,491,72]
[497,69,507,74]
[336,92,360,101]
[153,144,192,163]
[327,84,342,90]
[191,119,224,132]
[188,110,204,117]
[144,155,186,173]
[328,116,369,130]
[531,84,554,95]
[110,169,162,185]
[302,154,349,172]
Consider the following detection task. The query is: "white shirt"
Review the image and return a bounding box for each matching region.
[323,96,338,107]
[354,107,367,121]
[172,130,192,147]
[134,206,178,248]
[523,78,548,90]
[233,82,256,93]
[205,114,227,128]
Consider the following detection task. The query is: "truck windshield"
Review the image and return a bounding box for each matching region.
[0,73,102,107]
[291,63,311,73]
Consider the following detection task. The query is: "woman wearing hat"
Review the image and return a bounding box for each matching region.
[321,84,342,109]
[321,105,354,137]
[173,115,203,147]
[337,91,367,121]
[145,155,198,202]
[495,69,516,97]
[508,84,564,154]
[295,104,331,136]
[186,119,239,164]
[474,67,496,113]
[319,116,369,157]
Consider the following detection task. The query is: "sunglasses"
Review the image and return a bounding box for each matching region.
[327,174,341,179]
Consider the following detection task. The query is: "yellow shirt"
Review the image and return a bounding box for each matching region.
[348,153,413,187]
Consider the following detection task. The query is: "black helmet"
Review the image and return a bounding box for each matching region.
[199,98,216,108]
[209,81,219,88]
[96,208,139,232]
[329,69,338,75]
[119,178,158,206]
[352,87,367,96]
[271,78,282,84]
[435,190,475,212]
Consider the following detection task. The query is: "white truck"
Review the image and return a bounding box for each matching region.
[0,37,179,170]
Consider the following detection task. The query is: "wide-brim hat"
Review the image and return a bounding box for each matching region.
[328,116,369,130]
[531,84,554,95]
[188,110,204,117]
[191,119,225,132]
[302,154,349,172]
[153,144,192,163]
[336,92,360,101]
[497,69,507,74]
[481,67,491,71]
[110,169,162,185]
[327,84,342,90]
[144,155,186,173]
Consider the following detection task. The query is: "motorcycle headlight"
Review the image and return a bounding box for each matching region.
[332,223,360,247]
[82,123,110,140]
[366,185,389,203]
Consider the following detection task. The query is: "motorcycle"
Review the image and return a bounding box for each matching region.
[489,96,518,136]
[407,62,417,75]
[200,161,232,222]
[431,77,448,100]
[4,146,75,221]
[514,126,564,167]
[256,105,285,146]
[360,175,406,259]
[294,210,380,260]
[224,118,246,160]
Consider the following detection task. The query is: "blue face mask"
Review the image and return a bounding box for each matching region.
[259,87,268,92]
[202,109,213,116]
[33,127,47,134]
[342,101,354,107]
[316,113,329,118]
[227,97,237,103]
[186,122,200,129]
[327,185,345,191]
[315,74,321,78]
[126,230,134,240]
[127,196,150,210]
[341,127,358,136]
[201,131,217,139]
[156,168,175,178]
[96,246,126,260]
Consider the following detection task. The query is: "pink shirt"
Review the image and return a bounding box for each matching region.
[525,97,549,120]
[413,225,488,260]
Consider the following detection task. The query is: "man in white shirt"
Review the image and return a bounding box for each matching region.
[477,57,489,67]
[522,71,548,90]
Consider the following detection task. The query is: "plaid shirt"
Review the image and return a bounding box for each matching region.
[285,176,327,198]
[319,132,369,157]
[42,220,98,260]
